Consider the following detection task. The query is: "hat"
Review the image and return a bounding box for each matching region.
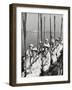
[55,38,59,41]
[43,43,50,48]
[32,47,38,51]
[45,39,49,42]
[29,44,34,47]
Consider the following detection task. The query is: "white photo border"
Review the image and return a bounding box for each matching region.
[16,7,68,84]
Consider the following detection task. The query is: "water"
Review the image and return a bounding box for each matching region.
[21,31,62,56]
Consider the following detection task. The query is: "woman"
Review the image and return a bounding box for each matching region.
[26,47,42,77]
[42,44,51,75]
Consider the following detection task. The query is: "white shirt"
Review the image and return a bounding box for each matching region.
[43,51,51,71]
[51,46,57,63]
[26,55,42,77]
[56,44,63,57]
[31,55,42,76]
[26,49,32,73]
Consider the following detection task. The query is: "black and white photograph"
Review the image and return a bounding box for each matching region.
[21,13,63,77]
[9,4,70,86]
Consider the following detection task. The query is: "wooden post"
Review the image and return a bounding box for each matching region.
[60,16,63,40]
[54,16,56,44]
[23,13,27,77]
[40,14,42,42]
[40,14,43,75]
[50,15,52,60]
[50,15,52,45]
[44,16,45,41]
[37,13,39,48]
